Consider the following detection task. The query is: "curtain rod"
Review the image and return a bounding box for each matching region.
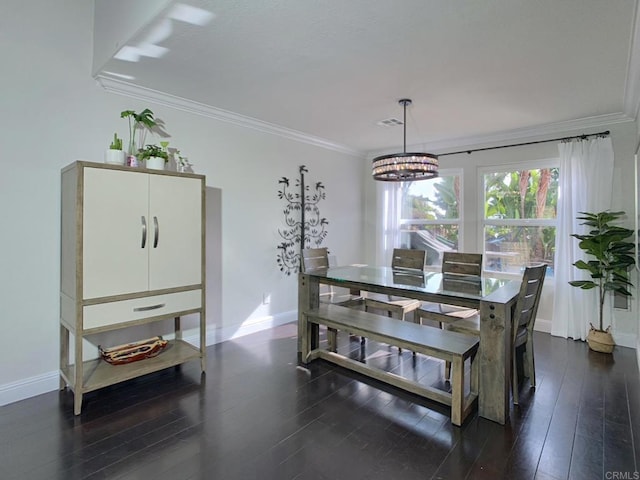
[438,130,610,157]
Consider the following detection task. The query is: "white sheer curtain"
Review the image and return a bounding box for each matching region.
[551,136,614,340]
[375,181,402,265]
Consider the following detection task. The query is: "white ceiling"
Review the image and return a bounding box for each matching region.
[95,0,640,156]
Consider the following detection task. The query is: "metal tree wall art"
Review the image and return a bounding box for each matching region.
[276,165,329,275]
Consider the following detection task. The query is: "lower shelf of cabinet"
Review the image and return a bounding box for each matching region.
[60,339,203,394]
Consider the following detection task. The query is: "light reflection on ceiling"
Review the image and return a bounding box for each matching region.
[113,3,214,64]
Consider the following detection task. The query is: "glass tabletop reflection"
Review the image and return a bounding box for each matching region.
[304,265,511,300]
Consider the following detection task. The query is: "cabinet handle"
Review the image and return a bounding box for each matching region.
[153,216,159,248]
[141,216,147,248]
[133,303,166,312]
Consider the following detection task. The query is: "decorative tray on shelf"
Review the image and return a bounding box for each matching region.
[99,336,168,365]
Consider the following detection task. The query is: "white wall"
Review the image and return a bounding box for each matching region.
[364,122,639,345]
[0,0,365,405]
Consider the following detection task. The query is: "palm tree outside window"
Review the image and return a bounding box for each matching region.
[481,163,559,276]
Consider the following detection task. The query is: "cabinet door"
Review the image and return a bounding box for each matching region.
[148,174,202,290]
[83,168,149,299]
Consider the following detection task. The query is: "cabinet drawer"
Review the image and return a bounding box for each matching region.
[83,290,202,330]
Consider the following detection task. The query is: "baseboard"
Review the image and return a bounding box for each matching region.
[613,331,637,349]
[535,319,637,350]
[0,310,299,408]
[199,310,297,346]
[0,371,60,408]
[534,317,552,333]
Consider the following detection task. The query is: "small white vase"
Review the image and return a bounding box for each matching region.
[104,149,125,165]
[146,156,166,170]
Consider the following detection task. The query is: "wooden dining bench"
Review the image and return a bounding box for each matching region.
[301,304,480,426]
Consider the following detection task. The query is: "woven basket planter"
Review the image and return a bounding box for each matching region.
[586,324,615,353]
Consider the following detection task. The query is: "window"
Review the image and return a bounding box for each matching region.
[481,164,558,275]
[397,171,462,268]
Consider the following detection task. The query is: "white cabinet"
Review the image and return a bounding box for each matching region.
[60,161,206,415]
[81,167,202,298]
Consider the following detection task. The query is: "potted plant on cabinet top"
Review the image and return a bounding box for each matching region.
[174,149,193,172]
[120,108,157,166]
[569,210,635,353]
[138,144,169,170]
[104,133,125,165]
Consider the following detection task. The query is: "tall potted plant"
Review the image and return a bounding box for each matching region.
[120,108,157,166]
[569,210,635,353]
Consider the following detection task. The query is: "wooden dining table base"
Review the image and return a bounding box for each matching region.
[477,299,513,423]
[297,268,520,425]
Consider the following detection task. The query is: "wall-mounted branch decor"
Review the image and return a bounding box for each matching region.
[276,165,328,275]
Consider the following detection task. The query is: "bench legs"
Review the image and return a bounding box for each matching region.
[450,352,479,427]
[451,357,464,426]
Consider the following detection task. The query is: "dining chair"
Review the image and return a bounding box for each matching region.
[301,247,330,271]
[301,248,363,350]
[301,247,362,306]
[415,252,483,327]
[363,248,425,324]
[444,263,547,405]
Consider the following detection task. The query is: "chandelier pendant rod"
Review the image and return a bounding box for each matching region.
[403,100,407,154]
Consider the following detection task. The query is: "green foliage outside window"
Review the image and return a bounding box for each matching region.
[485,168,558,220]
[484,168,559,270]
[398,168,559,272]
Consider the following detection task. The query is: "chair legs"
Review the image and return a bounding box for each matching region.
[327,327,337,353]
[512,338,536,405]
[432,320,452,380]
[394,311,404,354]
[512,347,520,405]
[444,336,537,404]
[525,336,536,388]
[365,305,404,353]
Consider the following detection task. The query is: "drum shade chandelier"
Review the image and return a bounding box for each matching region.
[372,98,438,182]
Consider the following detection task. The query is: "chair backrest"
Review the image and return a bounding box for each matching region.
[391,248,426,271]
[442,274,481,295]
[442,252,483,276]
[301,247,330,272]
[512,264,547,340]
[393,270,426,287]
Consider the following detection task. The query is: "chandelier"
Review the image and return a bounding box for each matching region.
[372,98,438,182]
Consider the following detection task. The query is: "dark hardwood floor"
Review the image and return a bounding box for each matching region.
[1,324,638,480]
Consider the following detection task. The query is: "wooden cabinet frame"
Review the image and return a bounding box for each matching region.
[60,162,206,415]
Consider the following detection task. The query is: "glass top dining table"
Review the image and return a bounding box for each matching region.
[306,265,512,301]
[298,265,522,424]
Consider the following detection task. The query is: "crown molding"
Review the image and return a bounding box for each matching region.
[95,76,365,158]
[97,75,634,161]
[368,112,634,158]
